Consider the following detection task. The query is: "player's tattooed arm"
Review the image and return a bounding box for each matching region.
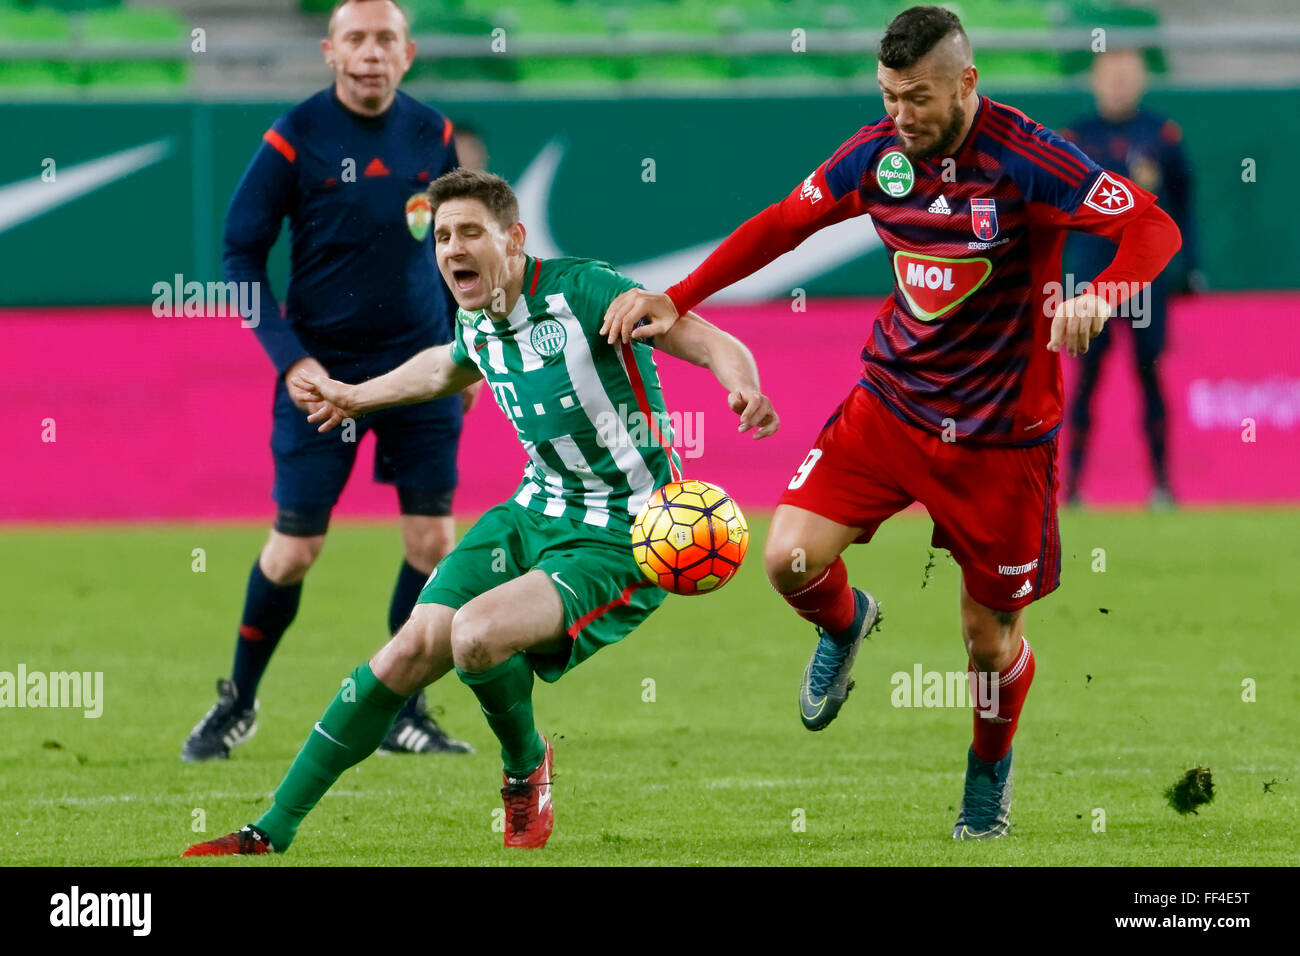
[654,312,780,439]
[294,344,482,432]
[601,288,680,345]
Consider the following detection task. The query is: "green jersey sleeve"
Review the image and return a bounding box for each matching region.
[448,311,476,368]
[564,260,641,333]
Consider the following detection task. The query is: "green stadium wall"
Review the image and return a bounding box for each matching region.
[0,88,1295,305]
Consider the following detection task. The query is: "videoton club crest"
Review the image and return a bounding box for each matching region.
[531,317,567,357]
[970,197,998,240]
[405,193,432,240]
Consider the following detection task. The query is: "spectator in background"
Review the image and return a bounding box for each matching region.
[1062,48,1202,509]
[453,121,490,171]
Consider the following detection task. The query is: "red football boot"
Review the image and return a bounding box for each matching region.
[500,737,554,849]
[183,825,275,857]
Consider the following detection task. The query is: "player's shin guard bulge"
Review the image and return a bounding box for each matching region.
[780,557,856,634]
[971,636,1035,764]
[456,655,546,777]
[456,656,554,847]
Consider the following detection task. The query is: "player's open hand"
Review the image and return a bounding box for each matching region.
[290,370,362,433]
[601,289,680,344]
[1048,292,1111,358]
[729,387,780,439]
[284,357,330,411]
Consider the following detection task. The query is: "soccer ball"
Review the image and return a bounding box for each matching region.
[631,479,749,595]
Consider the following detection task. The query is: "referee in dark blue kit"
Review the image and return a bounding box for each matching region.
[1062,48,1201,509]
[183,0,476,760]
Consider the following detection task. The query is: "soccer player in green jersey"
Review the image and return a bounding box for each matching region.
[184,168,779,854]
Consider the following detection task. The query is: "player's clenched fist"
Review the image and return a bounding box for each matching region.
[1048,292,1111,358]
[601,288,680,344]
[729,387,780,439]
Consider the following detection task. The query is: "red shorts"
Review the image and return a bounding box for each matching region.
[779,384,1061,612]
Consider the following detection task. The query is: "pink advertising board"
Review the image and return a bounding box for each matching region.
[3,292,1296,524]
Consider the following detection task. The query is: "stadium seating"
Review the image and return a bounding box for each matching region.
[0,1,186,91]
[0,5,77,91]
[0,0,1166,96]
[78,6,188,90]
[384,0,1164,90]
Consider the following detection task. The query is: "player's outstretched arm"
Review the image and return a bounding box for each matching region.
[292,344,482,432]
[654,312,780,439]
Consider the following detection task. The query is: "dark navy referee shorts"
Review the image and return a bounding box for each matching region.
[269,377,462,536]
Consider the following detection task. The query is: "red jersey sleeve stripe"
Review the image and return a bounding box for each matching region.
[262,129,296,163]
[442,119,454,146]
[981,124,1086,188]
[983,109,1089,179]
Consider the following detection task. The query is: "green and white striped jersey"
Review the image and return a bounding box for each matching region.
[449,255,683,532]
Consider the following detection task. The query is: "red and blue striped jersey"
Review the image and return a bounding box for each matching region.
[781,96,1158,445]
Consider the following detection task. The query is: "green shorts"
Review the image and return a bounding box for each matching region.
[417,500,665,682]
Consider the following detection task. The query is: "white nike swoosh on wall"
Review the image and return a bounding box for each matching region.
[514,140,882,302]
[0,139,173,235]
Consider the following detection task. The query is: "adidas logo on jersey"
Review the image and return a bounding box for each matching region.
[927,195,952,215]
[1011,580,1033,599]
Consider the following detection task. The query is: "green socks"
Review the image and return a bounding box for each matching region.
[253,656,544,851]
[457,654,545,778]
[255,663,405,851]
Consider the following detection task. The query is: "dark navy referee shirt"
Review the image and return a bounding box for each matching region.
[224,87,459,380]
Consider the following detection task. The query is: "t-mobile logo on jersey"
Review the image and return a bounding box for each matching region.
[488,380,524,421]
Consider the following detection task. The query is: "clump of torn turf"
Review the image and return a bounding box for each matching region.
[1165,766,1215,814]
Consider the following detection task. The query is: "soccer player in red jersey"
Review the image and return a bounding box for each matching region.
[602,5,1182,838]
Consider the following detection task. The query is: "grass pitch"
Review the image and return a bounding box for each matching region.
[1,509,1297,866]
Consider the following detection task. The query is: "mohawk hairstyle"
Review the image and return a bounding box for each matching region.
[878,6,967,70]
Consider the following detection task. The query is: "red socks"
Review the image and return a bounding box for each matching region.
[779,557,856,635]
[971,636,1035,763]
